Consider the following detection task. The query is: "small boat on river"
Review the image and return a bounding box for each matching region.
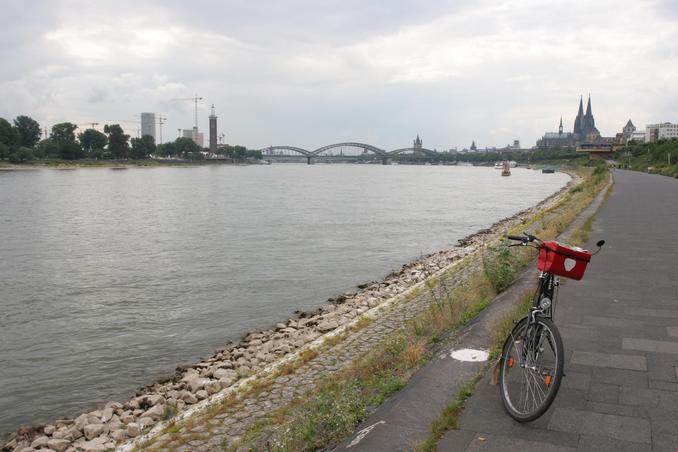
[501,160,511,176]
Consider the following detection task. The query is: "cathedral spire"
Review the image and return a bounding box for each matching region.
[559,116,563,135]
[574,95,584,136]
[585,94,592,117]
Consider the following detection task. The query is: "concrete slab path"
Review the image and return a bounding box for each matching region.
[440,170,678,451]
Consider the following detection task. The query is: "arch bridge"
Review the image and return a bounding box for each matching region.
[260,142,440,164]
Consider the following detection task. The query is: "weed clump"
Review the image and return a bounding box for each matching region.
[483,241,519,292]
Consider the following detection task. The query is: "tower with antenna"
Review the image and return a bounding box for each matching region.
[157,115,167,144]
[209,104,218,155]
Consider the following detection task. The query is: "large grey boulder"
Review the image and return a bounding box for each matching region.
[46,438,70,452]
[317,320,339,332]
[126,423,140,437]
[141,404,165,421]
[84,423,104,440]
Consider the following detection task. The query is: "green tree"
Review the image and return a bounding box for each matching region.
[51,122,85,159]
[0,118,19,148]
[9,146,34,163]
[78,128,108,155]
[35,138,59,159]
[130,135,155,159]
[174,137,201,158]
[50,122,78,143]
[104,124,130,159]
[246,149,262,160]
[13,115,42,148]
[0,142,9,160]
[221,144,249,160]
[156,141,177,157]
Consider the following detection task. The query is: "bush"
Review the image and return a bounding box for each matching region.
[9,146,34,162]
[483,241,519,292]
[270,380,366,451]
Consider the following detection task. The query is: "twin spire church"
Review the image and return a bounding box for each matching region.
[573,95,601,142]
[537,95,602,149]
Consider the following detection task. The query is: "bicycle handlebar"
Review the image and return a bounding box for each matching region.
[507,232,540,243]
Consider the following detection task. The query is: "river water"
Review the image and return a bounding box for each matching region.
[0,164,568,434]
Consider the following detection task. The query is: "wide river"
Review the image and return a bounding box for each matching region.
[0,164,568,434]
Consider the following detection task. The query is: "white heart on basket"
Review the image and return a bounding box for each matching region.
[564,258,577,271]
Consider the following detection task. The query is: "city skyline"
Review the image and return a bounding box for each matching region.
[1,0,677,150]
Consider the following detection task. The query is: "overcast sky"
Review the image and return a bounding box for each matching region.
[1,0,677,150]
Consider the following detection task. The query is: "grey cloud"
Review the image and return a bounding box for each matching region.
[1,0,677,149]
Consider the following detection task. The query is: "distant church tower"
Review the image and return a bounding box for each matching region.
[573,94,600,143]
[559,116,563,136]
[209,104,218,154]
[413,134,423,155]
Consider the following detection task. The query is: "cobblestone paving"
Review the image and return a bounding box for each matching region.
[138,259,484,451]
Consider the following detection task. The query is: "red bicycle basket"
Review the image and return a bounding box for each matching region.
[537,241,592,280]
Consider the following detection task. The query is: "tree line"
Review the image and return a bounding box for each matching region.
[616,138,678,177]
[0,115,261,162]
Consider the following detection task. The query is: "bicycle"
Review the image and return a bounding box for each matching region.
[498,232,604,422]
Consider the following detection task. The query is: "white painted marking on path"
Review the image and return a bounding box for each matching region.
[346,420,386,448]
[450,348,489,362]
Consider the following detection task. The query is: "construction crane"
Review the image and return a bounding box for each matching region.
[156,115,167,144]
[103,120,141,138]
[76,122,100,130]
[171,94,203,130]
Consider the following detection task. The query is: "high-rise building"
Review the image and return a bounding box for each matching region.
[140,113,156,140]
[182,128,204,147]
[209,104,218,154]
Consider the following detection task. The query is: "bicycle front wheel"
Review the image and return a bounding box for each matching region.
[499,316,564,422]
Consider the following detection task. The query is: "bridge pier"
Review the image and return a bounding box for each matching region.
[382,157,390,165]
[307,156,314,165]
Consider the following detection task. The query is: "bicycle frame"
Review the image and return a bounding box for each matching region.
[533,271,559,320]
[519,272,560,349]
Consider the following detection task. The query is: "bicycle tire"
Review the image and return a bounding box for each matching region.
[499,316,564,422]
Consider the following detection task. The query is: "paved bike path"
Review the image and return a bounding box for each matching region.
[333,171,607,452]
[437,170,678,451]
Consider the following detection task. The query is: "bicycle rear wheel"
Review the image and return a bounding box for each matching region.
[499,316,564,422]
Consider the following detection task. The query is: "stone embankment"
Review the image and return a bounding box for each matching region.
[2,178,574,452]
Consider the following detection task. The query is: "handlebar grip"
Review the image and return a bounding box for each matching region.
[506,235,526,241]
